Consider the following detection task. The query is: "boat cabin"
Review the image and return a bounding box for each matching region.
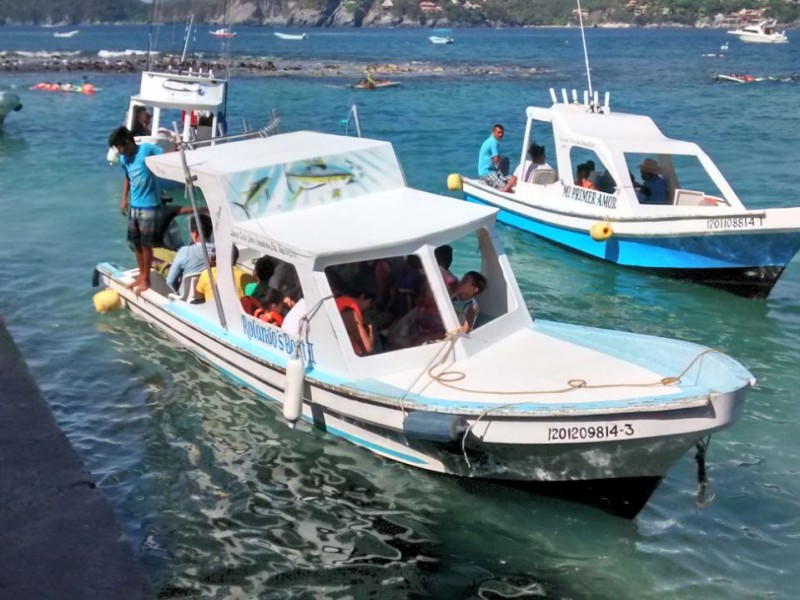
[515,89,747,216]
[143,132,529,381]
[126,70,228,146]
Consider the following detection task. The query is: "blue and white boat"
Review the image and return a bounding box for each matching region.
[93,128,754,517]
[451,89,800,298]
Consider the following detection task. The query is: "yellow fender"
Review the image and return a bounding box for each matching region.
[447,173,463,191]
[589,221,613,242]
[93,289,121,314]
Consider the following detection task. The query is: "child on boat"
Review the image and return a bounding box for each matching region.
[451,271,487,332]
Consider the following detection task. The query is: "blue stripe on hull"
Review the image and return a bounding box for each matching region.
[465,194,800,270]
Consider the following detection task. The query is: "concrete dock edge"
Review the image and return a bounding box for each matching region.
[0,321,151,599]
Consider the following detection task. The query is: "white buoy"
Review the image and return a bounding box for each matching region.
[282,353,305,428]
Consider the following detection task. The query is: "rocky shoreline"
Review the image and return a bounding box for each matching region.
[0,53,547,80]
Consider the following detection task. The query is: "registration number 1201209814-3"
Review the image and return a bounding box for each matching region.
[546,423,635,442]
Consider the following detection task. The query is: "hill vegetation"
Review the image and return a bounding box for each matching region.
[0,0,797,27]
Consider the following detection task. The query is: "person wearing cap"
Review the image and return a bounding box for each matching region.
[635,158,669,205]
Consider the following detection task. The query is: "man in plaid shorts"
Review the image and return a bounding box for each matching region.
[478,123,510,189]
[108,126,164,294]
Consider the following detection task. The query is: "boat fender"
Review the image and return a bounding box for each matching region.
[589,221,613,242]
[93,289,121,314]
[403,412,469,443]
[447,173,463,191]
[282,354,305,428]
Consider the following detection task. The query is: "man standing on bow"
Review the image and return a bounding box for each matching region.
[108,125,164,294]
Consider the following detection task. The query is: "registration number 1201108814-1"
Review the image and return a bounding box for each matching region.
[546,424,635,442]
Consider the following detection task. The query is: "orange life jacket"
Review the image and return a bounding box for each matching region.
[254,308,284,326]
[335,296,362,321]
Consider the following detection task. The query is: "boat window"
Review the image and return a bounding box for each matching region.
[235,245,304,330]
[323,227,512,357]
[568,147,615,193]
[324,255,443,356]
[624,152,727,206]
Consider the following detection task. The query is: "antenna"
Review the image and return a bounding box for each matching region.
[576,0,594,101]
[180,14,194,65]
[145,0,158,71]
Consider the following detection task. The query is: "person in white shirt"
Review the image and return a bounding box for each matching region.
[502,144,552,193]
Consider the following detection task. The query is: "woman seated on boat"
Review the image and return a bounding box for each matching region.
[131,105,151,137]
[253,288,286,327]
[245,255,277,300]
[575,162,597,190]
[166,214,215,292]
[194,245,253,302]
[336,290,377,356]
[635,158,669,205]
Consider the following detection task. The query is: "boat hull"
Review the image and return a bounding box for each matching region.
[463,191,800,298]
[95,264,748,516]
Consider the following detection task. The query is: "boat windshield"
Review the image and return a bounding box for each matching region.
[324,226,512,357]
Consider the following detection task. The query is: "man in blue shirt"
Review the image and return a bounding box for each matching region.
[636,158,669,205]
[108,126,164,293]
[478,124,510,189]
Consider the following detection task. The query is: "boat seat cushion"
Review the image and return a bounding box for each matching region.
[528,169,558,185]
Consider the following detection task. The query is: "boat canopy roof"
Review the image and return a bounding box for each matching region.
[528,105,703,156]
[232,189,497,261]
[146,131,498,260]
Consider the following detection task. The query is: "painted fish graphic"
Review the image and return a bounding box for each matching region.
[284,160,358,201]
[242,175,271,208]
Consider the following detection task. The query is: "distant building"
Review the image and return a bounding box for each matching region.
[419,1,444,14]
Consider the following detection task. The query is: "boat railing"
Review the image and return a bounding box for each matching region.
[549,87,610,113]
[183,110,281,149]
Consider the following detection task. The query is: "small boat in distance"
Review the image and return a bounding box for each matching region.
[450,88,800,298]
[210,27,237,39]
[346,79,401,91]
[274,32,308,40]
[727,19,788,44]
[53,30,79,38]
[429,28,454,44]
[93,128,754,518]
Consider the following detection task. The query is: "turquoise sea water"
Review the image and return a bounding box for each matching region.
[2,25,800,598]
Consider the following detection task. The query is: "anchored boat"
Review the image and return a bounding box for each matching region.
[451,88,800,298]
[93,129,754,517]
[727,19,788,44]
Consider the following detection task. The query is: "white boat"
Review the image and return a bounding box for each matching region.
[451,88,800,298]
[53,29,79,38]
[429,28,454,44]
[210,27,237,39]
[108,14,235,163]
[0,91,22,126]
[727,19,788,44]
[274,32,307,40]
[93,129,754,517]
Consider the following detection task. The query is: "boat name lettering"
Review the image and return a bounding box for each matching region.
[240,315,316,364]
[560,183,617,209]
[547,423,634,442]
[706,216,763,230]
[231,229,298,258]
